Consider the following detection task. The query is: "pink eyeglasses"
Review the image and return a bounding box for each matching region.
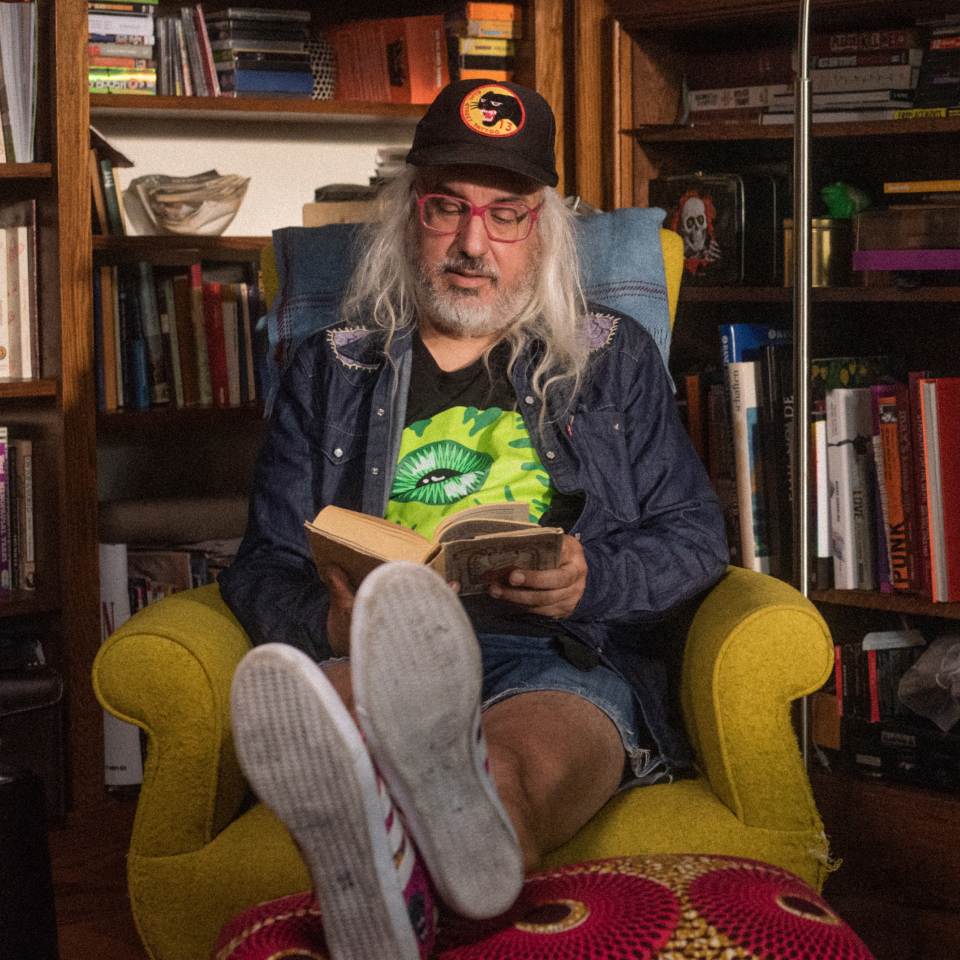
[416,193,541,243]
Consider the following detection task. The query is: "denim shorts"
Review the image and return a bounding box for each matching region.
[477,633,669,788]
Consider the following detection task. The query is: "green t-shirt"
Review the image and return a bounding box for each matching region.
[385,335,555,540]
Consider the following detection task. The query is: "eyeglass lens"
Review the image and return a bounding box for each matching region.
[420,195,534,242]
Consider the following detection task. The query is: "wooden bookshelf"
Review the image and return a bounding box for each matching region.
[570,0,960,937]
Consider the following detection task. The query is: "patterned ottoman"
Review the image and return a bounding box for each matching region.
[213,854,875,960]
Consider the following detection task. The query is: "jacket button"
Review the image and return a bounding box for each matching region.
[524,395,534,405]
[333,448,343,458]
[546,451,556,459]
[371,467,379,475]
[377,408,385,416]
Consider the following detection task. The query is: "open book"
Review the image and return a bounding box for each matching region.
[304,502,564,596]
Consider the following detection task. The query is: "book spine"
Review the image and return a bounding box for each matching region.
[89,69,156,95]
[111,266,124,408]
[4,438,15,591]
[866,648,880,723]
[189,265,212,406]
[875,388,911,591]
[681,44,793,90]
[99,159,125,235]
[688,84,788,111]
[14,439,33,590]
[0,427,10,598]
[192,4,221,96]
[810,28,920,56]
[89,33,155,44]
[930,378,960,602]
[3,225,23,378]
[158,277,183,408]
[811,64,918,93]
[99,542,144,787]
[180,6,208,96]
[812,49,922,68]
[403,15,450,105]
[89,55,154,68]
[0,229,9,377]
[201,280,228,408]
[729,360,774,575]
[813,404,833,589]
[172,274,200,406]
[707,380,742,567]
[238,281,255,403]
[826,387,876,590]
[920,380,946,600]
[909,372,933,598]
[220,286,240,406]
[89,41,155,58]
[87,12,155,36]
[93,266,105,412]
[834,645,844,717]
[137,261,170,406]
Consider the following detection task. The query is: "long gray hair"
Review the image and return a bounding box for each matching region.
[339,165,591,415]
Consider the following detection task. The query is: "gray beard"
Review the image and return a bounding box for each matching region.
[413,253,535,338]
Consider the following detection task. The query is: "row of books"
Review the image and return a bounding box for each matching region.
[0,199,39,379]
[683,19,960,128]
[92,259,266,413]
[89,1,523,102]
[0,0,37,163]
[0,426,35,598]
[99,537,240,786]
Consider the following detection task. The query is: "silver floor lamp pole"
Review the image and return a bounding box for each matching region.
[794,0,813,767]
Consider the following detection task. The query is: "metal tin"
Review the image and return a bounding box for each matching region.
[650,171,786,286]
[783,218,853,287]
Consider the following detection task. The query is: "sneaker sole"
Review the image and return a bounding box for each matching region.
[230,643,421,960]
[351,562,524,920]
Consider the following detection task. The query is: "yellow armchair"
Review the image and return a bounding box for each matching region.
[93,567,833,960]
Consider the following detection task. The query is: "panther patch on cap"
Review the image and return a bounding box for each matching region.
[460,84,525,137]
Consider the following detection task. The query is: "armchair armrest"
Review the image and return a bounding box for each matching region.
[93,584,253,859]
[681,567,833,832]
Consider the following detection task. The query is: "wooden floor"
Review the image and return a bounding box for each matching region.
[46,793,960,960]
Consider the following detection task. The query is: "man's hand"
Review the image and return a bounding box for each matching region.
[324,565,356,656]
[486,534,587,618]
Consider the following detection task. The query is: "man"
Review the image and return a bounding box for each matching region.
[221,79,728,960]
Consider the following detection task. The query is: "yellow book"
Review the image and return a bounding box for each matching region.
[305,502,563,595]
[884,179,960,194]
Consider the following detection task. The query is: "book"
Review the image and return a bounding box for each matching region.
[203,8,311,24]
[325,15,450,105]
[89,54,154,69]
[0,0,37,163]
[116,264,149,410]
[237,281,255,403]
[89,148,110,234]
[811,49,923,69]
[88,67,157,94]
[707,379,742,567]
[728,360,776,576]
[100,265,118,411]
[191,4,220,97]
[919,377,960,602]
[189,264,212,406]
[810,64,919,94]
[870,384,915,593]
[688,83,789,113]
[212,49,311,69]
[305,502,563,596]
[99,542,144,787]
[180,5,208,96]
[761,108,900,125]
[682,44,793,91]
[136,261,170,406]
[813,403,833,589]
[126,547,196,611]
[88,2,158,13]
[217,68,313,95]
[826,386,876,591]
[11,437,33,591]
[93,267,105,411]
[770,89,914,110]
[220,283,240,406]
[885,178,960,194]
[157,276,183,408]
[0,198,37,379]
[445,19,521,39]
[99,158,126,234]
[0,426,10,598]
[88,12,155,37]
[892,107,960,120]
[206,22,309,43]
[447,3,522,21]
[201,280,228,407]
[172,274,201,407]
[209,38,306,54]
[809,29,921,57]
[908,370,934,598]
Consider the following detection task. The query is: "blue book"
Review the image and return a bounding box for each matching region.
[219,68,313,93]
[719,322,792,368]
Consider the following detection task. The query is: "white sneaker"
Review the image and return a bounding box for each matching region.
[230,643,436,960]
[351,561,524,920]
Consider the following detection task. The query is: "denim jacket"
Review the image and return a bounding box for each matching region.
[219,305,729,766]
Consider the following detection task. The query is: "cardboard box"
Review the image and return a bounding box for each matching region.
[303,201,380,227]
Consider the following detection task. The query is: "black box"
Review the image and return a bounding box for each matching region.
[650,171,786,286]
[0,667,66,820]
[841,715,960,794]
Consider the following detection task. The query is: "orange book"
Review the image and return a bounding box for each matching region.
[456,3,522,22]
[100,265,118,411]
[458,68,514,82]
[875,388,911,592]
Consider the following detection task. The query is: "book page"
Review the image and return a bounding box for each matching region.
[433,500,530,542]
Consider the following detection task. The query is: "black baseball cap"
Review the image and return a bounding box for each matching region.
[406,79,559,188]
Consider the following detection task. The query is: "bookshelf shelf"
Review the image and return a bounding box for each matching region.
[0,163,53,179]
[0,379,59,399]
[681,286,960,304]
[811,589,960,620]
[630,115,960,143]
[89,93,426,125]
[97,403,265,439]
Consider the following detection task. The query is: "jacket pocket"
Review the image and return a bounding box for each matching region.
[573,409,640,524]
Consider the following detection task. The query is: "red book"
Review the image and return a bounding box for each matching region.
[919,377,960,602]
[201,281,229,408]
[192,5,221,97]
[908,370,933,598]
[866,648,880,723]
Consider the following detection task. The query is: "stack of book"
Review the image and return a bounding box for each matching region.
[205,7,313,99]
[682,43,793,127]
[0,199,39,380]
[324,14,450,104]
[153,5,220,97]
[93,259,265,413]
[445,2,521,83]
[763,27,922,125]
[912,26,960,112]
[0,0,38,163]
[88,0,158,95]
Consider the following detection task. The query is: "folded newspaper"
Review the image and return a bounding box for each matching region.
[129,170,250,235]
